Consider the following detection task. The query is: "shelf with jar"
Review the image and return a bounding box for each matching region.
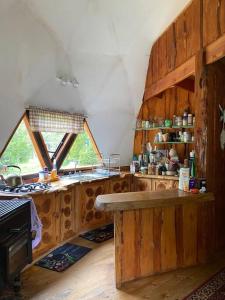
[154,141,194,145]
[154,130,194,144]
[135,112,195,132]
[135,125,194,131]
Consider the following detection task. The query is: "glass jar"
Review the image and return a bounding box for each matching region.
[188,114,193,126]
[177,116,182,127]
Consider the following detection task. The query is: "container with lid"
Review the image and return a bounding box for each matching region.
[177,116,182,127]
[188,114,193,126]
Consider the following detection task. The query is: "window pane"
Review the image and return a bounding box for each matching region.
[41,132,65,158]
[61,131,99,169]
[0,120,42,175]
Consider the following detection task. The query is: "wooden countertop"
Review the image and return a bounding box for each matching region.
[95,190,214,211]
[0,172,131,198]
[134,173,179,180]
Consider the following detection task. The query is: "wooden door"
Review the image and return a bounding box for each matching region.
[32,193,58,258]
[78,181,109,231]
[109,176,131,194]
[152,179,175,191]
[59,188,76,242]
[134,178,152,191]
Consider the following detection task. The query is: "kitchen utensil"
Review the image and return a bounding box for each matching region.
[1,165,23,187]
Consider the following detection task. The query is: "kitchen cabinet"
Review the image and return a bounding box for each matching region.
[134,177,152,191]
[134,176,179,192]
[58,187,76,242]
[152,179,178,191]
[32,193,58,258]
[77,180,111,232]
[109,176,131,194]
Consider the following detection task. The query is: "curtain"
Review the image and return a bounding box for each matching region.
[27,107,84,133]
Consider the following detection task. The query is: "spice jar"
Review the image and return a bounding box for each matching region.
[188,114,193,126]
[177,116,182,127]
[183,111,188,126]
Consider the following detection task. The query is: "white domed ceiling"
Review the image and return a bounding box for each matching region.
[0,0,190,165]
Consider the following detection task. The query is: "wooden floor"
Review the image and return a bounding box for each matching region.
[21,237,225,300]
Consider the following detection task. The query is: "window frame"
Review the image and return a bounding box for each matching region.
[0,113,101,179]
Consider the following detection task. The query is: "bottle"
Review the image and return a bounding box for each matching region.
[189,150,196,178]
[173,115,177,127]
[183,111,188,126]
[51,159,58,180]
[188,114,193,126]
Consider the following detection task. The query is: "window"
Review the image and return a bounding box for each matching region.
[0,120,42,175]
[41,132,65,158]
[61,131,99,169]
[0,113,101,176]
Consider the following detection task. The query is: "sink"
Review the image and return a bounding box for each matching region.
[61,172,109,182]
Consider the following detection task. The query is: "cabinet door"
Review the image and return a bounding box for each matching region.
[134,178,152,192]
[110,177,131,194]
[32,193,58,258]
[60,188,76,242]
[78,181,108,231]
[152,179,173,191]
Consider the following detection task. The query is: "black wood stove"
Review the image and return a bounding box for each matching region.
[0,199,32,297]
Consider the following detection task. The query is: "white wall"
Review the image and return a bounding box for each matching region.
[0,0,190,165]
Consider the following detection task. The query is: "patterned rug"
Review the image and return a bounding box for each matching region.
[184,268,225,299]
[35,243,91,272]
[79,223,114,243]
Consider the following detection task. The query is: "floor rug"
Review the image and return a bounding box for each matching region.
[79,223,114,243]
[183,267,225,299]
[35,243,91,272]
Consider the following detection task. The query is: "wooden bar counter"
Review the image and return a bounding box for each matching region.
[96,190,215,288]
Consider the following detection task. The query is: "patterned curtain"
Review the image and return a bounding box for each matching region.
[27,107,84,133]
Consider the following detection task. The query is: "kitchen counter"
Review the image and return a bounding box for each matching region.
[96,189,214,211]
[95,190,215,288]
[0,172,131,198]
[134,173,179,180]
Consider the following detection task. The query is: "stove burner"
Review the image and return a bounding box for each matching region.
[0,182,51,194]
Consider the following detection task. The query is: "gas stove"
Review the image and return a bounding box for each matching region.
[0,182,51,194]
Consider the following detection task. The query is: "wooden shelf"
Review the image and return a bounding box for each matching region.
[154,142,194,145]
[135,125,194,131]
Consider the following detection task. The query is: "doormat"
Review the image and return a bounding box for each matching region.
[79,223,114,243]
[183,267,225,299]
[35,243,91,272]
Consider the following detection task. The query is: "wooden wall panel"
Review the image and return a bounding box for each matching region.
[115,201,215,287]
[203,0,225,47]
[175,12,187,67]
[206,61,225,248]
[144,0,200,96]
[166,24,176,73]
[186,0,201,59]
[152,42,159,83]
[158,32,167,79]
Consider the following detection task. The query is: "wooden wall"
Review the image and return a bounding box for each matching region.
[145,0,225,97]
[134,86,195,162]
[203,0,225,47]
[134,0,225,249]
[146,0,200,88]
[206,61,225,249]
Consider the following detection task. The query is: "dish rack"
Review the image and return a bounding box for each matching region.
[94,154,120,175]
